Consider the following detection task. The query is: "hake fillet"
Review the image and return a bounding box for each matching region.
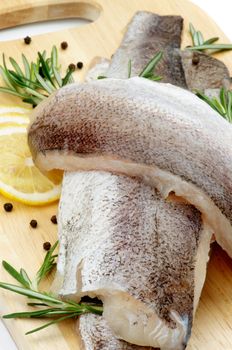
[106,12,186,88]
[28,11,230,350]
[57,172,211,350]
[58,12,197,350]
[29,77,232,257]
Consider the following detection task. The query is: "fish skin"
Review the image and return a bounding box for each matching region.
[58,171,206,349]
[28,77,232,226]
[180,49,231,92]
[107,11,187,88]
[29,11,221,349]
[53,12,198,350]
[85,57,110,82]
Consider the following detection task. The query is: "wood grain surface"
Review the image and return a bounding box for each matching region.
[0,1,232,349]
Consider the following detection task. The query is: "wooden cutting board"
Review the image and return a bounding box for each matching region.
[0,1,232,349]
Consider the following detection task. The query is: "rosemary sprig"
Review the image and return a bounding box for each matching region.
[0,241,103,334]
[188,23,232,54]
[35,241,58,288]
[97,51,163,81]
[0,46,74,106]
[196,88,232,123]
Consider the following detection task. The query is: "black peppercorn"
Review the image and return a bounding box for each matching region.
[51,215,57,224]
[3,203,13,212]
[43,241,51,251]
[61,41,68,50]
[24,36,31,45]
[68,63,76,71]
[77,61,83,69]
[30,219,37,228]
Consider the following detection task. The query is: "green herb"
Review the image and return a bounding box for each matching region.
[0,46,75,107]
[187,23,232,54]
[128,59,132,78]
[139,51,163,81]
[196,88,232,123]
[97,51,163,81]
[97,75,107,79]
[0,241,103,334]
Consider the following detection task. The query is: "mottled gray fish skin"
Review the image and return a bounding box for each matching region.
[58,172,205,349]
[71,12,201,350]
[181,49,230,92]
[79,314,154,350]
[106,11,187,88]
[29,11,219,350]
[29,77,232,224]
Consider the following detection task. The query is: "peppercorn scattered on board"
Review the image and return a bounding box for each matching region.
[0,1,232,349]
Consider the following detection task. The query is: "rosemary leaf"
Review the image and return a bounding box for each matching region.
[148,75,162,81]
[34,72,54,94]
[212,97,226,116]
[51,46,58,69]
[189,23,196,38]
[30,63,37,84]
[62,69,74,86]
[25,313,80,335]
[0,87,27,99]
[3,308,59,319]
[219,88,227,108]
[36,241,58,286]
[193,31,203,46]
[227,91,232,122]
[25,87,47,100]
[23,97,40,106]
[0,282,63,305]
[27,302,50,307]
[203,37,219,45]
[0,66,16,90]
[22,54,31,80]
[52,66,62,87]
[9,57,24,77]
[139,51,163,78]
[2,55,18,89]
[196,88,232,123]
[2,261,30,288]
[38,52,55,87]
[20,269,32,288]
[187,43,232,51]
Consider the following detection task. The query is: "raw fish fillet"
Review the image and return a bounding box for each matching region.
[28,11,230,350]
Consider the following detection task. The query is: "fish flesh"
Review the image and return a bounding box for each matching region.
[79,314,153,350]
[28,11,231,349]
[55,12,194,350]
[57,172,211,349]
[28,77,232,257]
[180,49,230,92]
[106,12,186,88]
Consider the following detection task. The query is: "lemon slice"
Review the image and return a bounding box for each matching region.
[0,104,32,115]
[0,126,61,205]
[0,113,29,125]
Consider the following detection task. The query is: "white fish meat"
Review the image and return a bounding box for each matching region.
[28,11,231,350]
[57,172,212,349]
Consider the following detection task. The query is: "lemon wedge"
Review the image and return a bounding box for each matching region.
[0,104,30,127]
[0,104,32,114]
[0,126,61,205]
[0,112,29,125]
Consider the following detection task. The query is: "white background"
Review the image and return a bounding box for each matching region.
[0,0,231,348]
